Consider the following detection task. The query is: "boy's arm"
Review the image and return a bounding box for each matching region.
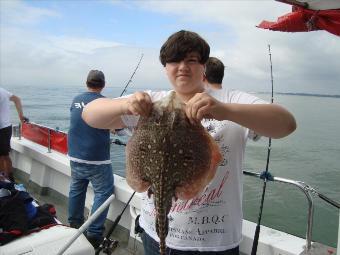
[82,91,152,130]
[186,93,296,139]
[82,98,128,130]
[221,103,296,139]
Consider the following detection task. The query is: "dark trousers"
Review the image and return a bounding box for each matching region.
[140,231,239,255]
[0,126,12,156]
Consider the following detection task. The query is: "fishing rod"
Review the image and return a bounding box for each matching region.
[119,53,144,97]
[251,44,274,255]
[57,54,144,255]
[95,140,132,255]
[95,54,144,254]
[95,191,136,255]
[114,53,144,135]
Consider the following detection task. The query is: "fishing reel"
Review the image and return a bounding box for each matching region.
[95,238,119,255]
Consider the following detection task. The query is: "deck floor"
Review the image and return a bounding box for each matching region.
[13,173,249,255]
[14,173,144,255]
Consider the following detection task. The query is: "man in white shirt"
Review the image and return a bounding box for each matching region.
[204,57,225,90]
[0,87,27,181]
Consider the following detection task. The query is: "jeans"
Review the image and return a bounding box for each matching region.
[68,161,114,239]
[141,232,239,255]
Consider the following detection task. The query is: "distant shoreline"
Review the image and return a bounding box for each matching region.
[5,84,340,99]
[255,91,340,98]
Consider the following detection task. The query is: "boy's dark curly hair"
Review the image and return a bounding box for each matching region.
[159,30,210,66]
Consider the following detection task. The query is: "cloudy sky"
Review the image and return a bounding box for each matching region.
[1,0,339,94]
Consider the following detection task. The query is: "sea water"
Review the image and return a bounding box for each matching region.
[4,84,340,247]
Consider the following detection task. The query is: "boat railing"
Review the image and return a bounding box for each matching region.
[243,170,340,252]
[12,123,339,252]
[12,122,122,154]
[12,122,68,154]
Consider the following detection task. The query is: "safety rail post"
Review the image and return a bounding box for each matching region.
[18,122,22,140]
[243,170,313,251]
[275,177,314,251]
[47,129,51,153]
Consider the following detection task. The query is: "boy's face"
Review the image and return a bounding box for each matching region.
[165,52,205,97]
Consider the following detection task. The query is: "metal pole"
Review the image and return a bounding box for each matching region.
[47,129,51,153]
[274,177,313,251]
[244,170,313,251]
[18,123,22,140]
[56,194,116,255]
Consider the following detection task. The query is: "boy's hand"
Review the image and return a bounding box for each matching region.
[185,92,225,124]
[125,92,152,116]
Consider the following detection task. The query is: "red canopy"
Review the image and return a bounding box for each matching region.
[258,1,340,36]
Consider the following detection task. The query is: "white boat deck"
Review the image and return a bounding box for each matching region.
[10,174,143,255]
[5,136,338,255]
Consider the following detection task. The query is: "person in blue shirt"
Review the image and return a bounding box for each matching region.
[67,70,114,249]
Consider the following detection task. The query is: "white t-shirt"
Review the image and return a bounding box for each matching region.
[0,88,13,129]
[122,88,266,251]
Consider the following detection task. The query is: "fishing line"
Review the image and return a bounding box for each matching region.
[251,44,274,255]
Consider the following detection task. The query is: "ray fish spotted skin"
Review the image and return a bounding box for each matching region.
[126,91,222,255]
